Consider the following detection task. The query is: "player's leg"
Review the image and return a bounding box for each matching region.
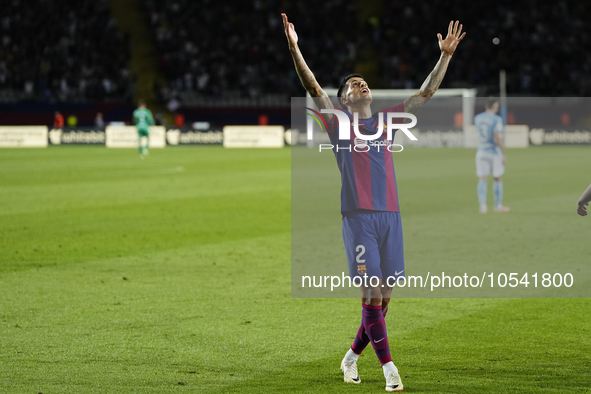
[381,286,391,316]
[377,211,404,392]
[137,129,143,155]
[141,136,148,155]
[138,129,149,156]
[478,176,488,213]
[360,282,402,392]
[475,151,492,213]
[340,212,381,384]
[492,154,509,212]
[360,280,398,377]
[380,287,402,392]
[349,286,391,358]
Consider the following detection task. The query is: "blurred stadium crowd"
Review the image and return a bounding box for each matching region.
[0,0,133,103]
[377,1,591,96]
[143,0,358,105]
[1,0,590,106]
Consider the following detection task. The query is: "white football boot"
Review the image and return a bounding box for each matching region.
[340,359,361,384]
[385,372,404,392]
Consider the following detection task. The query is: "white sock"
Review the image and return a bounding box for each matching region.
[382,361,398,378]
[343,348,359,363]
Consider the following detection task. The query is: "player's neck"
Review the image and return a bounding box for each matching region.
[346,104,372,119]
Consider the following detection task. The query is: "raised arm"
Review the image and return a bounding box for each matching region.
[577,183,591,216]
[404,21,466,115]
[282,13,334,121]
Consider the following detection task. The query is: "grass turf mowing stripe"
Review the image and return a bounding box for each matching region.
[1,146,590,393]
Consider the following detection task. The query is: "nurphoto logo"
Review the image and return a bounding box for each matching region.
[305,107,418,153]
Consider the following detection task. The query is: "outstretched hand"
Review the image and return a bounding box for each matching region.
[438,20,466,56]
[282,13,298,49]
[577,200,588,216]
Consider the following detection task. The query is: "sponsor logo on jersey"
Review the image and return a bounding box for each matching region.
[354,138,393,149]
[354,137,368,149]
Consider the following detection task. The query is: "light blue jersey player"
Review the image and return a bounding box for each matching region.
[475,98,509,213]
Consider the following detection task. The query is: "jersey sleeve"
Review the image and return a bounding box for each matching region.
[379,103,405,137]
[381,103,405,123]
[381,103,405,114]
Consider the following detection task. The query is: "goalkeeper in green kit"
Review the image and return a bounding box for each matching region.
[133,100,154,157]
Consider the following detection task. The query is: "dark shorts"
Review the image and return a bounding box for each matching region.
[342,210,405,280]
[137,128,149,137]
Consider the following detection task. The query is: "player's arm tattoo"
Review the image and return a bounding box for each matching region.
[289,45,334,116]
[404,20,465,118]
[404,54,452,116]
[290,46,325,97]
[283,14,333,114]
[419,53,451,97]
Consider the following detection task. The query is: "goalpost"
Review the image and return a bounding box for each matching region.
[305,88,477,148]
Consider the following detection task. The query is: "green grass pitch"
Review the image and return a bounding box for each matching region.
[0,145,589,393]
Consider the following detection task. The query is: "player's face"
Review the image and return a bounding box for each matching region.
[342,78,372,106]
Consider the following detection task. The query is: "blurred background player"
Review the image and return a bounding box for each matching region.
[475,98,509,213]
[133,100,154,157]
[576,183,591,216]
[283,13,465,392]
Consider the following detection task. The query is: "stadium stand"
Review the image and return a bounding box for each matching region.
[1,0,590,108]
[143,0,358,106]
[0,0,133,103]
[375,1,591,96]
[143,0,591,106]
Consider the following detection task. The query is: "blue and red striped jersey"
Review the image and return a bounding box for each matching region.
[326,104,405,213]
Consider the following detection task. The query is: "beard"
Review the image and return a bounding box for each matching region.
[346,95,372,106]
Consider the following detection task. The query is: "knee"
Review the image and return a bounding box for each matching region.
[362,287,383,306]
[363,297,383,306]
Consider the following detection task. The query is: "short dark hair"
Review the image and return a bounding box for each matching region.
[138,99,146,106]
[485,97,498,109]
[337,73,364,98]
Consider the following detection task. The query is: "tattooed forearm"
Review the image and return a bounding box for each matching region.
[290,45,326,97]
[403,93,429,116]
[419,53,451,97]
[404,53,452,115]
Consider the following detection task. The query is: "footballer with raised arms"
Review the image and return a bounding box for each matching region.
[283,13,465,392]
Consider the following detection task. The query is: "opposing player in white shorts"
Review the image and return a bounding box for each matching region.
[475,98,509,213]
